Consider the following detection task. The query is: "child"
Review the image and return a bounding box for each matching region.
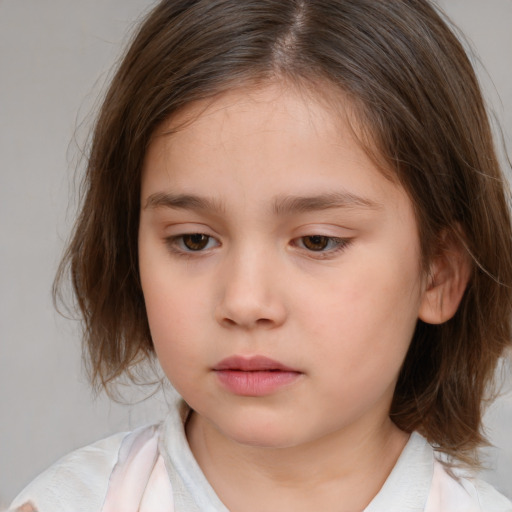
[10,0,512,510]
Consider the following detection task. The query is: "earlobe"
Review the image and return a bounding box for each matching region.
[418,229,472,325]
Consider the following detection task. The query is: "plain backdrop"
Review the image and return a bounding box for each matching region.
[1,0,511,505]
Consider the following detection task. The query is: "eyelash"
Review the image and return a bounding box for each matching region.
[164,234,352,259]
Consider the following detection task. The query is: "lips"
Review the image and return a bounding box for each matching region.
[213,356,302,396]
[213,355,298,372]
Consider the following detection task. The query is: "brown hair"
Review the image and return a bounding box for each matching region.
[56,0,512,465]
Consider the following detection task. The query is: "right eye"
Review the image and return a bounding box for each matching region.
[166,233,219,253]
[181,233,212,251]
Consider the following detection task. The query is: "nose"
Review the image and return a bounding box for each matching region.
[214,248,287,330]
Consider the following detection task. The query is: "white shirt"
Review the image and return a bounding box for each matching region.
[11,403,512,512]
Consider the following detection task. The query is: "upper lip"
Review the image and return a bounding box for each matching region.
[213,355,299,372]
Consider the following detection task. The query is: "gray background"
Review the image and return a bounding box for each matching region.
[0,0,511,505]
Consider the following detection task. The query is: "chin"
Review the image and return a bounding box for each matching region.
[216,416,306,449]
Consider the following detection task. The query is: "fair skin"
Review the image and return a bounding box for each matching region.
[138,83,466,511]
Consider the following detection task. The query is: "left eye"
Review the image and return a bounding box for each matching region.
[296,235,346,252]
[169,233,218,252]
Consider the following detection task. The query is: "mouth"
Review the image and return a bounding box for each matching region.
[212,355,303,396]
[213,355,298,372]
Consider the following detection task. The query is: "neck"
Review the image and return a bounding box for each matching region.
[186,411,409,512]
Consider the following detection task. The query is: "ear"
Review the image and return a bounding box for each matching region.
[418,228,472,325]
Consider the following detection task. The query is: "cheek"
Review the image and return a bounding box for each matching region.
[139,234,205,334]
[139,256,207,376]
[302,254,422,373]
[144,285,203,346]
[145,289,206,397]
[308,264,420,329]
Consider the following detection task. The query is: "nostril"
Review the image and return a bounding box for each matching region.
[222,317,238,327]
[256,318,274,327]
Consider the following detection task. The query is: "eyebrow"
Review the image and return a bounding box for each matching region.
[143,191,382,215]
[144,192,225,213]
[271,191,382,215]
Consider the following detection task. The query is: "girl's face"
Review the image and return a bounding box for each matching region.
[139,84,426,449]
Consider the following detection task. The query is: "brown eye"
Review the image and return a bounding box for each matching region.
[302,235,330,251]
[182,234,211,251]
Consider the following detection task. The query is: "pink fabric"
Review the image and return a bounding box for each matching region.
[101,426,174,512]
[424,460,481,512]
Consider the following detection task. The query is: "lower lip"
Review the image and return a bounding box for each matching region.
[214,370,301,396]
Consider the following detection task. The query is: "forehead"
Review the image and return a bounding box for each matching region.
[141,83,406,216]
